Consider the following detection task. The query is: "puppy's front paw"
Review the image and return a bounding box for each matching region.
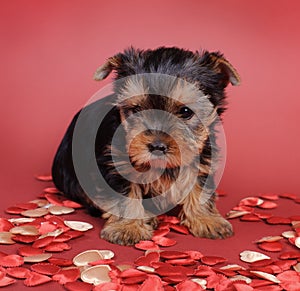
[183,216,233,239]
[101,219,153,245]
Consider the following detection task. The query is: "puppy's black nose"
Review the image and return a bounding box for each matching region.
[148,141,167,155]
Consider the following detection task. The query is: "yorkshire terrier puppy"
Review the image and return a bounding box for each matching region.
[52,47,240,245]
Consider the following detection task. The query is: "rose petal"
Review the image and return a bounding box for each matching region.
[0,232,15,244]
[279,193,298,200]
[201,256,227,266]
[18,246,44,256]
[266,216,291,225]
[12,234,39,243]
[0,218,14,232]
[240,250,270,263]
[122,275,148,284]
[6,206,24,214]
[259,194,279,201]
[249,259,274,267]
[10,225,39,235]
[169,224,189,234]
[35,174,53,182]
[48,257,73,266]
[152,236,176,247]
[65,230,84,239]
[49,205,75,215]
[24,271,52,286]
[240,214,261,222]
[194,265,215,277]
[43,187,61,194]
[258,241,283,252]
[6,267,31,279]
[0,254,24,267]
[80,265,111,285]
[89,259,115,266]
[136,266,155,273]
[53,268,81,284]
[185,250,203,260]
[281,230,296,238]
[160,251,189,260]
[135,252,160,266]
[62,200,83,209]
[250,271,280,283]
[159,216,180,224]
[93,282,121,291]
[152,228,170,237]
[226,210,250,219]
[64,281,93,291]
[15,202,38,210]
[44,242,71,252]
[73,250,104,267]
[253,212,274,219]
[21,208,49,218]
[135,240,159,251]
[258,201,278,209]
[64,220,93,232]
[0,276,16,287]
[23,253,52,263]
[239,197,264,207]
[38,221,58,234]
[255,236,283,243]
[31,263,60,275]
[279,251,300,260]
[32,236,54,248]
[163,274,187,284]
[138,275,164,291]
[165,258,196,266]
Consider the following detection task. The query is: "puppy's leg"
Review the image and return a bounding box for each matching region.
[180,183,233,239]
[100,185,154,245]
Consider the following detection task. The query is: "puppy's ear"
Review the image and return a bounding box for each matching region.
[93,54,122,81]
[203,52,241,87]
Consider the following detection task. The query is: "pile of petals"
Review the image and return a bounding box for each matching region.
[0,176,300,290]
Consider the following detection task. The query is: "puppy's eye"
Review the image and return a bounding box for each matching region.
[178,106,194,119]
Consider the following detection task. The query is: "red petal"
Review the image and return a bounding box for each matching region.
[52,268,80,284]
[134,252,160,266]
[258,241,283,252]
[251,286,282,291]
[194,265,215,277]
[122,275,148,284]
[279,251,300,260]
[233,282,254,291]
[15,202,38,210]
[32,236,54,248]
[0,267,5,280]
[120,269,146,278]
[48,257,73,266]
[62,200,83,208]
[156,265,193,277]
[213,268,236,277]
[169,224,189,234]
[279,193,298,200]
[138,275,164,291]
[160,251,189,260]
[258,201,278,209]
[6,206,24,214]
[253,212,274,219]
[64,281,93,291]
[135,240,159,250]
[31,263,61,275]
[89,259,115,266]
[18,246,44,256]
[0,218,14,231]
[12,234,39,243]
[44,242,71,252]
[260,194,279,201]
[43,187,61,194]
[163,274,187,284]
[65,230,84,239]
[0,254,24,267]
[176,279,205,290]
[152,236,176,247]
[239,197,263,207]
[38,221,58,234]
[24,271,52,286]
[273,259,298,271]
[249,259,274,267]
[266,216,291,224]
[44,193,64,205]
[160,216,180,224]
[201,256,227,266]
[0,276,16,287]
[6,267,30,279]
[165,258,196,266]
[185,250,203,260]
[35,174,53,182]
[240,214,261,222]
[152,228,170,237]
[93,282,121,291]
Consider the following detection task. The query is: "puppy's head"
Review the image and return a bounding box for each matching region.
[94,47,240,172]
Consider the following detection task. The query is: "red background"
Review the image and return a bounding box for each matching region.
[1,1,300,290]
